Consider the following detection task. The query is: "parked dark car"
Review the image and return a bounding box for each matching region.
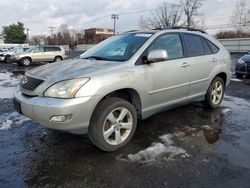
[235,52,250,78]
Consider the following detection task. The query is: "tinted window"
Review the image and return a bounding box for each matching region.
[183,34,204,57]
[205,39,219,54]
[148,33,183,60]
[45,47,61,52]
[201,37,212,55]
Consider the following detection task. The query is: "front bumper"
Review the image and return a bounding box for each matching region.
[14,90,99,134]
[9,56,20,63]
[235,62,250,75]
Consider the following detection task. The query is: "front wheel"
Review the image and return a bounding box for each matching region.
[202,77,225,109]
[4,56,11,63]
[21,57,31,66]
[88,97,137,151]
[236,73,243,79]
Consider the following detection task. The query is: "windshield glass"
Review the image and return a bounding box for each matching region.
[25,46,36,53]
[81,33,153,62]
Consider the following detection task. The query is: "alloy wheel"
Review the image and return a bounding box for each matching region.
[102,107,133,145]
[211,81,223,105]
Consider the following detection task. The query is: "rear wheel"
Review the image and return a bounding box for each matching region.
[236,73,243,79]
[88,97,137,151]
[202,77,225,109]
[54,56,63,62]
[21,57,31,66]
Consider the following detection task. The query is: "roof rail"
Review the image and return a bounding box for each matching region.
[155,26,207,34]
[124,30,141,33]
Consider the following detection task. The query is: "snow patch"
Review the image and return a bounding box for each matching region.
[0,72,21,98]
[127,134,189,163]
[0,112,30,130]
[231,78,242,82]
[222,108,231,114]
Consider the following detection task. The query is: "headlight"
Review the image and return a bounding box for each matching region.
[237,59,245,64]
[44,78,90,98]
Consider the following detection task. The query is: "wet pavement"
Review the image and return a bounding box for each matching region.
[1,62,250,188]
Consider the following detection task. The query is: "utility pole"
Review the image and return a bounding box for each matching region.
[111,14,119,35]
[24,28,30,43]
[48,26,55,36]
[48,26,55,45]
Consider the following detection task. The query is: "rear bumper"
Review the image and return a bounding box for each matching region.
[14,90,99,134]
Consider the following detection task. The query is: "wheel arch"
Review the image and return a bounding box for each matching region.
[94,88,142,119]
[21,56,32,62]
[214,72,227,85]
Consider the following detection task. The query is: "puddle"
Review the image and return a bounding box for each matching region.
[121,125,221,163]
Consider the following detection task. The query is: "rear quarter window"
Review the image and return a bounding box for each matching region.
[204,39,219,54]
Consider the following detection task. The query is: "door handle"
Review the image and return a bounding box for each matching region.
[212,58,218,62]
[181,62,190,68]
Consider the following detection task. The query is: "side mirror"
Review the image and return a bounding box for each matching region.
[147,49,168,63]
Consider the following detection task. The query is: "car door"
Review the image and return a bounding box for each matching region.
[44,47,56,61]
[181,33,216,97]
[32,46,45,62]
[143,33,191,111]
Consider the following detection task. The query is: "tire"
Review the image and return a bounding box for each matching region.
[88,97,137,152]
[21,57,31,66]
[236,73,243,79]
[54,56,63,62]
[202,77,225,109]
[4,55,11,63]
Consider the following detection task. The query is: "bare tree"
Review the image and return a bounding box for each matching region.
[231,0,250,33]
[180,0,204,28]
[142,1,182,29]
[29,35,46,45]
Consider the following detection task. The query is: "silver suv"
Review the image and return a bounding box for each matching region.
[14,28,231,151]
[12,45,67,66]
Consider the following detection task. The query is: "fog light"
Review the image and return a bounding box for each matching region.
[50,114,72,122]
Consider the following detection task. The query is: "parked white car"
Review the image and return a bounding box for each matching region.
[0,47,28,63]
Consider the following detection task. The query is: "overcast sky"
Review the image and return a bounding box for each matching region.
[0,0,240,36]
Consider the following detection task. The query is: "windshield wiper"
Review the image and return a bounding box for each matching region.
[82,56,110,61]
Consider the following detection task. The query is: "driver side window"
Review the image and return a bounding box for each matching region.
[148,33,184,60]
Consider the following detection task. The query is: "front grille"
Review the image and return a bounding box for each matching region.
[21,75,44,91]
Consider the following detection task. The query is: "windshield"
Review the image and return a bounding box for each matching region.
[25,46,37,53]
[81,33,153,62]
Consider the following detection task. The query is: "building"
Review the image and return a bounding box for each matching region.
[84,28,114,44]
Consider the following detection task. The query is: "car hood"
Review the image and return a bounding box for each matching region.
[27,58,123,81]
[242,54,250,62]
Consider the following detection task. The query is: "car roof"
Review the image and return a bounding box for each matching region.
[125,27,207,35]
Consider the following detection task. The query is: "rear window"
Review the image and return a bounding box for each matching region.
[205,39,219,54]
[183,34,204,57]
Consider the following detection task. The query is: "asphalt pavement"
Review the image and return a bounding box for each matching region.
[0,61,250,188]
